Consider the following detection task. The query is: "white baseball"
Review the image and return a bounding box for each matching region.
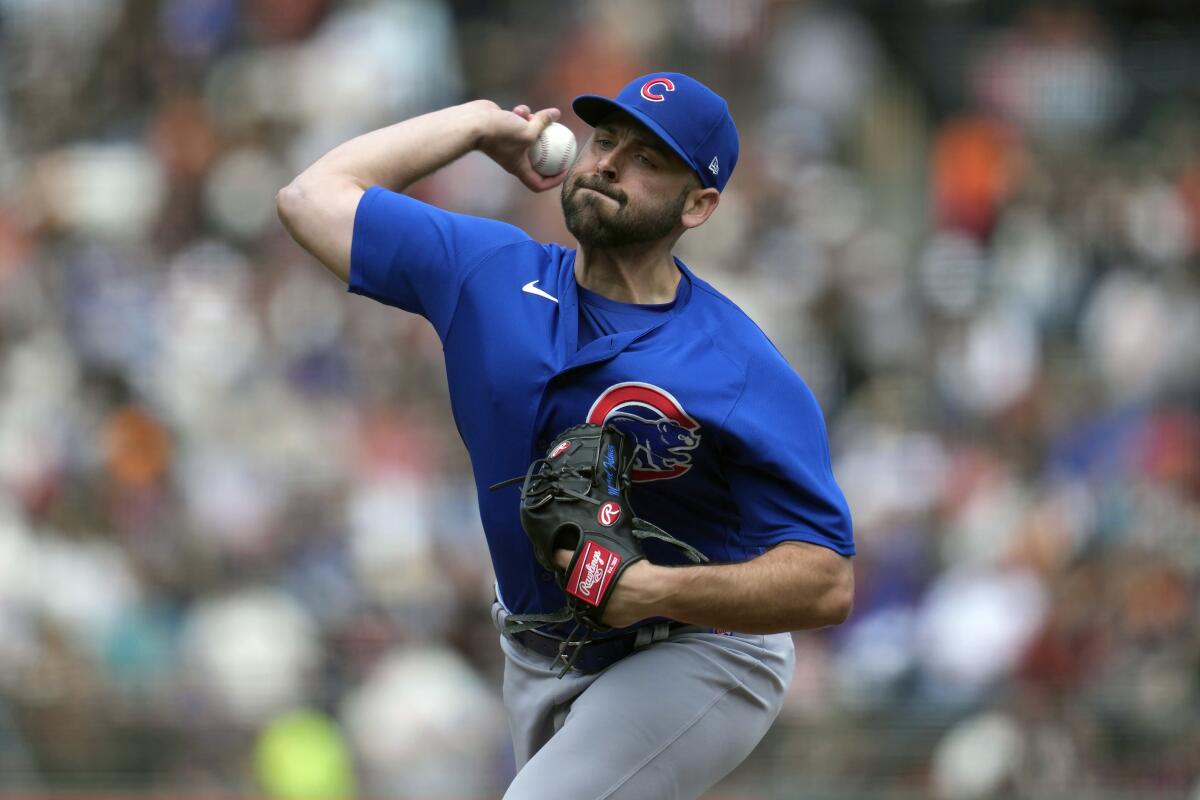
[528,122,577,177]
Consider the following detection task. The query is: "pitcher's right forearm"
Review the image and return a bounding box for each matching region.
[275,101,492,282]
[298,101,492,193]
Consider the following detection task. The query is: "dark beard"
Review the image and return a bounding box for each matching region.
[561,175,688,248]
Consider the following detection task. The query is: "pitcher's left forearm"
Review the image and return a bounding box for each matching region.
[648,541,854,633]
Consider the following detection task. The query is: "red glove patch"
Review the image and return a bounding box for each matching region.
[566,541,622,607]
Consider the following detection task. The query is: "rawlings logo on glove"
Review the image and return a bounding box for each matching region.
[597,502,621,527]
[569,541,621,604]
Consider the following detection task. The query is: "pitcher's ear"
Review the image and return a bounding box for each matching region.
[682,186,720,230]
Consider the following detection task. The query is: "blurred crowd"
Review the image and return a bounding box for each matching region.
[0,1,1198,798]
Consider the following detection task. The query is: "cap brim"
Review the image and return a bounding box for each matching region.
[572,95,700,183]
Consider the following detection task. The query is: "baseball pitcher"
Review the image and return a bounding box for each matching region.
[278,72,855,800]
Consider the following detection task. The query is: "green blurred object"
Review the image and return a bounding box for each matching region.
[254,709,357,800]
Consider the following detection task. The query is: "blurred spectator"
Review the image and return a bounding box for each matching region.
[340,646,507,796]
[253,708,356,800]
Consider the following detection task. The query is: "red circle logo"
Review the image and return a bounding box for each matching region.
[640,77,676,102]
[597,501,621,527]
[549,440,571,458]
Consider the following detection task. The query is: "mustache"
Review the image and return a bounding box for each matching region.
[571,177,626,204]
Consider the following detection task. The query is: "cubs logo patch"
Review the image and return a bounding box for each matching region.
[640,77,675,102]
[587,382,701,482]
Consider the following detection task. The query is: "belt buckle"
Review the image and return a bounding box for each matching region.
[555,637,586,666]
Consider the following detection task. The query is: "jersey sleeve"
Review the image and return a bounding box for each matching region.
[348,186,531,338]
[722,350,855,556]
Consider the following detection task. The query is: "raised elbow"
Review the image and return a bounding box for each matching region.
[275,179,307,230]
[276,173,337,231]
[273,174,358,283]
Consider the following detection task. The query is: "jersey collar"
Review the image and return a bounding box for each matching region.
[560,252,695,370]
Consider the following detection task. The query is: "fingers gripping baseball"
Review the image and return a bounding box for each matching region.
[478,104,566,192]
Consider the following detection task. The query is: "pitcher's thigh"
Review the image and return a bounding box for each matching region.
[502,633,793,800]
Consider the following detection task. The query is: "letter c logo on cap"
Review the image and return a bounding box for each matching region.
[640,77,676,102]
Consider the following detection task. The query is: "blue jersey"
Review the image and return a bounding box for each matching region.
[349,186,854,618]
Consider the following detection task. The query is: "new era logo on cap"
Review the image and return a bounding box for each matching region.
[572,72,739,192]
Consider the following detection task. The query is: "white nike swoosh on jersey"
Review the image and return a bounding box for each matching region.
[522,280,558,303]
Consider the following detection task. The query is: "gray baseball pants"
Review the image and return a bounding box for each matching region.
[491,601,795,800]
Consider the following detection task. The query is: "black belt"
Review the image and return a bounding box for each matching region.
[509,622,712,674]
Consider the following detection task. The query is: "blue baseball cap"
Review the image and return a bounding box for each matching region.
[572,72,739,192]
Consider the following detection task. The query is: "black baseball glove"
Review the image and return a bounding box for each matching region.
[491,423,707,651]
